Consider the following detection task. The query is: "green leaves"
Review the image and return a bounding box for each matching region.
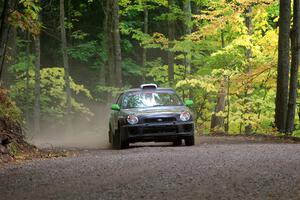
[68,41,99,62]
[11,0,42,35]
[10,68,93,122]
[122,58,142,76]
[67,37,107,71]
[0,88,22,123]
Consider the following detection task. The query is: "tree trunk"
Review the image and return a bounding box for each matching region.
[183,0,191,76]
[0,0,10,79]
[245,6,253,60]
[211,33,227,133]
[223,30,230,133]
[221,29,225,48]
[286,0,300,133]
[100,0,110,102]
[99,66,106,85]
[2,27,17,87]
[167,0,175,85]
[99,0,106,86]
[104,0,115,104]
[225,76,230,133]
[112,0,122,87]
[275,0,291,132]
[244,5,253,135]
[183,0,192,35]
[105,0,122,88]
[33,34,41,135]
[25,32,31,124]
[142,6,148,83]
[104,0,114,88]
[210,77,227,133]
[60,0,72,128]
[67,0,72,45]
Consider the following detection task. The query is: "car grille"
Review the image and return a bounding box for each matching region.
[143,125,178,134]
[143,117,176,123]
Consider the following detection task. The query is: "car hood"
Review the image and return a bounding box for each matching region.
[121,106,188,116]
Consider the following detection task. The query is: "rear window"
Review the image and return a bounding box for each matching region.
[122,91,183,109]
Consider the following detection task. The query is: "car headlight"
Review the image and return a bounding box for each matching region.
[127,115,139,125]
[180,111,191,121]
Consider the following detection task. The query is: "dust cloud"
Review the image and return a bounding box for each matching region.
[29,103,111,149]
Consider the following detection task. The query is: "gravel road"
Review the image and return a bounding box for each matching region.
[1,136,300,200]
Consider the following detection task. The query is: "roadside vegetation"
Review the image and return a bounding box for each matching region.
[0,87,35,164]
[0,0,299,161]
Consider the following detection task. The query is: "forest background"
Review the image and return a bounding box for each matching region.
[1,0,299,140]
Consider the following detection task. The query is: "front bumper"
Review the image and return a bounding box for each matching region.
[121,121,194,143]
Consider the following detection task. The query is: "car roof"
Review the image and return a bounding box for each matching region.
[124,87,176,94]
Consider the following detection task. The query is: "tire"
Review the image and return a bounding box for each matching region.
[112,129,119,148]
[185,136,195,146]
[108,125,112,144]
[173,139,182,146]
[114,126,129,149]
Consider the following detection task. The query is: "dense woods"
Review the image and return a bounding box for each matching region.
[1,0,300,138]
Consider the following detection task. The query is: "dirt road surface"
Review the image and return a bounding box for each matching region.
[1,136,300,200]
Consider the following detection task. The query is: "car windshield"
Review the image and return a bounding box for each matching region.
[122,91,183,109]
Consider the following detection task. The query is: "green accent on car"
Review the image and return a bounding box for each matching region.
[185,100,193,107]
[111,104,120,111]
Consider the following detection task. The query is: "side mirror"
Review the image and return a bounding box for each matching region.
[111,104,121,111]
[185,100,193,107]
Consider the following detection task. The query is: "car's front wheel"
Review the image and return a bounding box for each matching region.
[113,126,129,149]
[108,125,112,144]
[185,136,195,146]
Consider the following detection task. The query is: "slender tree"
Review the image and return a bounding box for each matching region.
[225,76,230,133]
[286,0,300,133]
[167,0,175,84]
[33,33,41,135]
[183,0,192,35]
[210,32,227,133]
[244,5,253,135]
[2,27,17,87]
[25,32,31,124]
[99,1,106,86]
[183,0,191,75]
[105,0,112,86]
[275,0,291,132]
[210,77,227,133]
[0,0,11,79]
[104,0,114,88]
[245,6,253,60]
[60,0,72,128]
[112,0,122,87]
[142,4,148,83]
[105,0,122,88]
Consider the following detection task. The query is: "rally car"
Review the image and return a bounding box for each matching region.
[108,84,195,149]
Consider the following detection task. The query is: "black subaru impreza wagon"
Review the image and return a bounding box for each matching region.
[108,84,195,149]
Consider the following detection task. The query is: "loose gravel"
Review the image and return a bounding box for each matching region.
[1,137,300,200]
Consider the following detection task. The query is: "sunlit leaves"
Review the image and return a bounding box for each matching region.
[10,0,42,36]
[176,77,218,93]
[10,68,93,122]
[0,88,22,123]
[119,0,168,15]
[146,62,186,86]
